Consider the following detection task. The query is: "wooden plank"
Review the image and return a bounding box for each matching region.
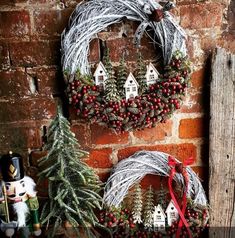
[209,48,235,238]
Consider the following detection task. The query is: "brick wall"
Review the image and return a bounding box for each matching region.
[0,0,234,192]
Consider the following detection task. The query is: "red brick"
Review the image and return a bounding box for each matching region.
[0,123,41,149]
[0,0,14,6]
[176,0,202,5]
[179,118,206,139]
[228,0,235,31]
[179,92,205,113]
[0,69,31,97]
[0,41,10,69]
[0,98,57,122]
[140,174,168,190]
[190,68,207,90]
[71,123,90,148]
[180,3,223,29]
[133,120,173,142]
[90,124,129,145]
[117,143,197,163]
[98,172,111,182]
[85,148,113,169]
[33,9,73,37]
[191,166,207,182]
[9,40,61,67]
[29,150,47,167]
[106,36,157,62]
[0,10,30,38]
[218,33,235,54]
[89,39,100,63]
[26,67,64,96]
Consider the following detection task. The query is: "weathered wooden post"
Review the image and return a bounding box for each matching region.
[209,48,235,238]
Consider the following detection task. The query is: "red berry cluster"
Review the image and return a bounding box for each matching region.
[99,208,137,237]
[67,54,191,132]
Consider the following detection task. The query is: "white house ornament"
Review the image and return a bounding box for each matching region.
[0,152,41,238]
[145,63,160,86]
[93,61,108,89]
[166,199,179,226]
[62,0,192,132]
[153,204,166,231]
[124,73,139,101]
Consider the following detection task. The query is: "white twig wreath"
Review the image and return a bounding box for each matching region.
[103,151,207,207]
[61,0,191,132]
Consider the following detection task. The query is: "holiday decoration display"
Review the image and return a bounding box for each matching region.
[37,107,103,238]
[0,151,41,238]
[102,151,209,237]
[62,0,191,132]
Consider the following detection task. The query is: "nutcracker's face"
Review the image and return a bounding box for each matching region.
[5,179,27,202]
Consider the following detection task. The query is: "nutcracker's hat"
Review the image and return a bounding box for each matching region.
[0,151,24,182]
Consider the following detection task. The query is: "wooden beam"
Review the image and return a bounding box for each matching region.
[209,48,235,238]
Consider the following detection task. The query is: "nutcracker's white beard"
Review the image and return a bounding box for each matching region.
[13,201,29,227]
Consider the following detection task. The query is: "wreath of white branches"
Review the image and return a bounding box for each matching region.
[103,151,208,208]
[61,0,187,76]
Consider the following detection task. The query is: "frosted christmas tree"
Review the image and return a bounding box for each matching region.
[143,186,155,229]
[117,56,128,97]
[38,106,102,238]
[132,183,143,224]
[103,49,121,102]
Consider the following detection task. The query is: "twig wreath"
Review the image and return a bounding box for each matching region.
[103,151,209,236]
[62,0,191,132]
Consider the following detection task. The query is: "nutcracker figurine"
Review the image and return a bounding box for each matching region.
[0,151,41,238]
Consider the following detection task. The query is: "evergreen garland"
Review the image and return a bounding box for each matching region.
[131,183,143,224]
[103,49,121,102]
[117,56,128,97]
[143,186,155,229]
[135,52,147,95]
[37,106,103,238]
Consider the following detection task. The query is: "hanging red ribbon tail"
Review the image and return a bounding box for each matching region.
[168,156,193,238]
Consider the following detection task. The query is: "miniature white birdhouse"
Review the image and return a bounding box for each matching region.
[166,200,179,226]
[145,63,159,85]
[153,204,166,231]
[93,62,108,88]
[124,73,139,101]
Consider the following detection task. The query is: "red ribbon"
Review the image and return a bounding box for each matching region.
[168,156,194,238]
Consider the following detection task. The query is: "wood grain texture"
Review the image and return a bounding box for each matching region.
[209,48,235,238]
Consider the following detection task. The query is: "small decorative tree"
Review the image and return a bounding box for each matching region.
[135,52,147,95]
[117,56,128,98]
[103,49,121,102]
[143,186,155,229]
[156,182,168,210]
[38,106,102,238]
[132,183,143,224]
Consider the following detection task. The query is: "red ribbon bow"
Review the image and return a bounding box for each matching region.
[168,156,195,238]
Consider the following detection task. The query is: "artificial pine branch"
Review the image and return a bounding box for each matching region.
[135,52,147,95]
[143,185,155,229]
[103,49,121,102]
[117,56,128,97]
[38,106,103,238]
[132,183,143,224]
